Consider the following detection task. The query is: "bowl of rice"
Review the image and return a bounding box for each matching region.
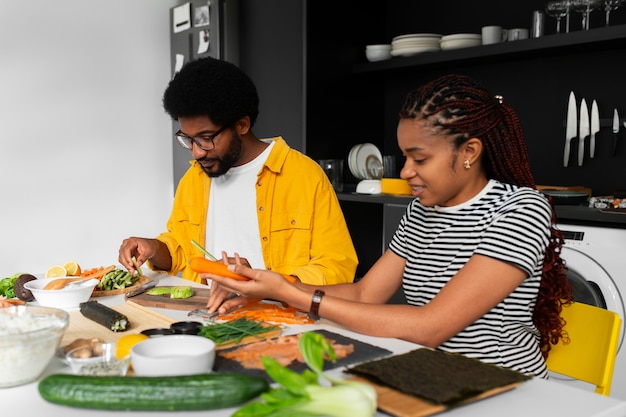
[0,305,69,387]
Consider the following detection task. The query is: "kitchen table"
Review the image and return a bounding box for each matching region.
[2,273,626,417]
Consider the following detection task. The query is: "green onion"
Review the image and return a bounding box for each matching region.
[191,240,218,261]
[197,318,279,345]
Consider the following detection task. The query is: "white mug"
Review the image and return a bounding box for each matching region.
[508,28,529,41]
[481,26,507,45]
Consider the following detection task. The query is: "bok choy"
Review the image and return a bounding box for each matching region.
[232,331,377,417]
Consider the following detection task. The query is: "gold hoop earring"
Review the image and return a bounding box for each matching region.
[464,160,471,169]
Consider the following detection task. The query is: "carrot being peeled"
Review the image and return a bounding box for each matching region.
[189,257,296,284]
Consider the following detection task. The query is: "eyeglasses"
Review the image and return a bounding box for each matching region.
[175,125,230,151]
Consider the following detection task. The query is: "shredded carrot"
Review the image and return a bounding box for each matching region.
[218,301,313,325]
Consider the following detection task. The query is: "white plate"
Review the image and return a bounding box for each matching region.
[355,143,383,180]
[392,33,442,41]
[440,33,482,41]
[440,39,482,50]
[348,144,363,179]
[391,46,440,57]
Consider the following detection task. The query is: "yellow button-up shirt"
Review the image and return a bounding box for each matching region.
[153,137,358,285]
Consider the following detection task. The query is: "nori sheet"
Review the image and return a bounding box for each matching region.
[345,348,532,406]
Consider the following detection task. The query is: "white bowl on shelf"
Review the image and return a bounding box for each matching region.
[365,44,392,62]
[356,179,382,194]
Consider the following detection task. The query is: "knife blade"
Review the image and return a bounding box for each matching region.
[590,100,599,158]
[564,91,577,167]
[125,279,158,298]
[577,98,590,166]
[613,108,620,155]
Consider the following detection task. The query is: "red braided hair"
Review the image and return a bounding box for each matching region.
[399,74,572,357]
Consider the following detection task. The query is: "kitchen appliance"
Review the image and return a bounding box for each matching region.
[552,222,626,400]
[170,0,240,190]
[564,91,577,167]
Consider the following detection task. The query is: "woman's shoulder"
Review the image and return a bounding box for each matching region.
[487,181,551,215]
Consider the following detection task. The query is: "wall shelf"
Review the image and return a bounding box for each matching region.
[353,24,626,74]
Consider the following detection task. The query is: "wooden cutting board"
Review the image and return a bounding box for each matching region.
[126,286,211,311]
[60,303,176,347]
[348,376,523,417]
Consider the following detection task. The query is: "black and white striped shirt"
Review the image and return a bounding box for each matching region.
[389,180,551,377]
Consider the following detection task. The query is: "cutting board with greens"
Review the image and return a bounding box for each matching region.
[127,287,211,311]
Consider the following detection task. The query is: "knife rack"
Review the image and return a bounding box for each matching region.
[562,118,625,129]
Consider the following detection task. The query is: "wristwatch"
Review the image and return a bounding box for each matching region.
[308,289,325,321]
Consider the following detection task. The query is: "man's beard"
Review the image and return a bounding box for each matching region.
[197,131,242,178]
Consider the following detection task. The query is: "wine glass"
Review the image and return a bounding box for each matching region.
[546,0,571,33]
[571,0,602,30]
[604,0,624,25]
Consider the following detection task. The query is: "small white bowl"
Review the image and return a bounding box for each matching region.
[356,179,382,194]
[24,278,99,310]
[365,45,392,62]
[131,335,215,377]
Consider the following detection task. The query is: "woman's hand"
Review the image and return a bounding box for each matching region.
[204,252,261,314]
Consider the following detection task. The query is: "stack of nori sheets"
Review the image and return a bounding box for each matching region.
[346,348,532,406]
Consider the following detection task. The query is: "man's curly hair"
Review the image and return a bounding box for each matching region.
[163,57,259,127]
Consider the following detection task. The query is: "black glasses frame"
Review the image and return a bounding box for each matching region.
[175,125,230,151]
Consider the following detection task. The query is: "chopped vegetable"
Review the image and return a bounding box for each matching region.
[217,301,313,325]
[81,265,116,280]
[97,269,138,291]
[232,332,376,417]
[130,256,143,276]
[191,239,218,261]
[146,286,194,299]
[197,317,280,346]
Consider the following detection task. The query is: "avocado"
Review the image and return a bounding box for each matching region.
[14,274,37,301]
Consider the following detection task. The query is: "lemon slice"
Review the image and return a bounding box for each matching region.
[63,261,81,276]
[45,265,67,278]
[115,333,149,359]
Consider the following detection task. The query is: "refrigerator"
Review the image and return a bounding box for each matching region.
[169,0,240,190]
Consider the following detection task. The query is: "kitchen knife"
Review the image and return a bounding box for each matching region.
[125,279,158,298]
[577,98,589,166]
[590,100,599,158]
[613,109,620,155]
[564,91,577,167]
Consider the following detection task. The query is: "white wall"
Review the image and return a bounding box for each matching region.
[0,0,179,276]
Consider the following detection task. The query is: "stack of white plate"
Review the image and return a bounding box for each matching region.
[391,33,442,57]
[348,143,383,180]
[439,33,482,50]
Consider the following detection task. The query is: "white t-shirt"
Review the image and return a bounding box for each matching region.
[205,141,274,271]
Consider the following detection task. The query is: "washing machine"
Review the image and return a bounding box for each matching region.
[551,222,626,399]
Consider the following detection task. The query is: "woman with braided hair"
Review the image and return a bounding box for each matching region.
[205,74,573,378]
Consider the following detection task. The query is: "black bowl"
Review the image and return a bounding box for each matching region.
[141,328,175,337]
[170,321,202,335]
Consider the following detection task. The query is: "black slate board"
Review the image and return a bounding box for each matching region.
[213,329,392,381]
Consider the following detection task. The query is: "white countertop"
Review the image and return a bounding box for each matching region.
[2,274,625,417]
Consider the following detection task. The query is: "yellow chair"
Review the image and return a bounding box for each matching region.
[546,301,622,396]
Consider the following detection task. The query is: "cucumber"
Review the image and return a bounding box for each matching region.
[38,373,269,411]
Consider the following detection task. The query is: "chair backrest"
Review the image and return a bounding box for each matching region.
[545,301,622,396]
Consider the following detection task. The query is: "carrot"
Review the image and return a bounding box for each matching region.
[189,257,296,284]
[81,265,115,280]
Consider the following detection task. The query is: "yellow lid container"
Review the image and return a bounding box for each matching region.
[381,178,412,195]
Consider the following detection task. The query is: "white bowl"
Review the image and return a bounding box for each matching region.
[365,45,392,62]
[131,335,216,376]
[0,305,69,387]
[24,278,99,310]
[356,179,382,194]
